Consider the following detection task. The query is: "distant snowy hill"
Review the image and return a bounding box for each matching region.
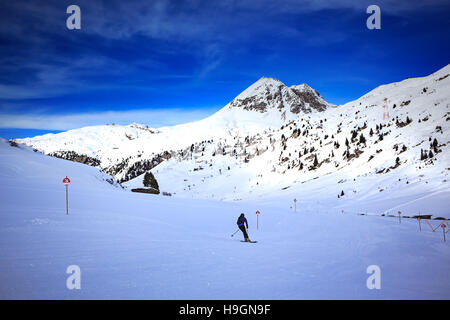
[17,77,332,182]
[16,65,450,218]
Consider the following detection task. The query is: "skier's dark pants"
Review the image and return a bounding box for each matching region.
[239,225,248,239]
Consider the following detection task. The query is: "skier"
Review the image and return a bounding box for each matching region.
[237,213,251,242]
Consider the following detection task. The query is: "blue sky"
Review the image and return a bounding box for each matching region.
[0,0,449,139]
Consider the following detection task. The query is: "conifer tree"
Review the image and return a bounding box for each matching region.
[359,133,366,144]
[143,172,159,191]
[313,154,319,167]
[432,138,438,151]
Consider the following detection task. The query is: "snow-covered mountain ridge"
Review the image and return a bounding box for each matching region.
[16,65,450,210]
[16,76,332,181]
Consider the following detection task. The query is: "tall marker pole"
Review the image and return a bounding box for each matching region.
[442,224,446,242]
[256,210,260,230]
[63,176,71,215]
[66,184,68,215]
[294,198,297,213]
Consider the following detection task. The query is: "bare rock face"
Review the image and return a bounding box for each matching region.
[228,77,330,115]
[228,78,285,113]
[48,150,101,167]
[290,84,328,112]
[106,151,171,183]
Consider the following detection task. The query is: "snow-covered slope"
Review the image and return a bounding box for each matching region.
[0,138,119,193]
[1,137,449,299]
[123,65,450,218]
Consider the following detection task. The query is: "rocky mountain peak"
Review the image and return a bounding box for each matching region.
[228,77,330,114]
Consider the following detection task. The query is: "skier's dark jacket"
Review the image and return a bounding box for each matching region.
[237,214,248,228]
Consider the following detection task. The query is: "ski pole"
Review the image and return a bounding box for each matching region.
[231,229,239,237]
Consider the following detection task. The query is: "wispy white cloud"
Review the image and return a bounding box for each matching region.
[1,0,448,103]
[0,107,220,131]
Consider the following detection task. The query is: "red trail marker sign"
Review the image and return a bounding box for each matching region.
[63,176,70,215]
